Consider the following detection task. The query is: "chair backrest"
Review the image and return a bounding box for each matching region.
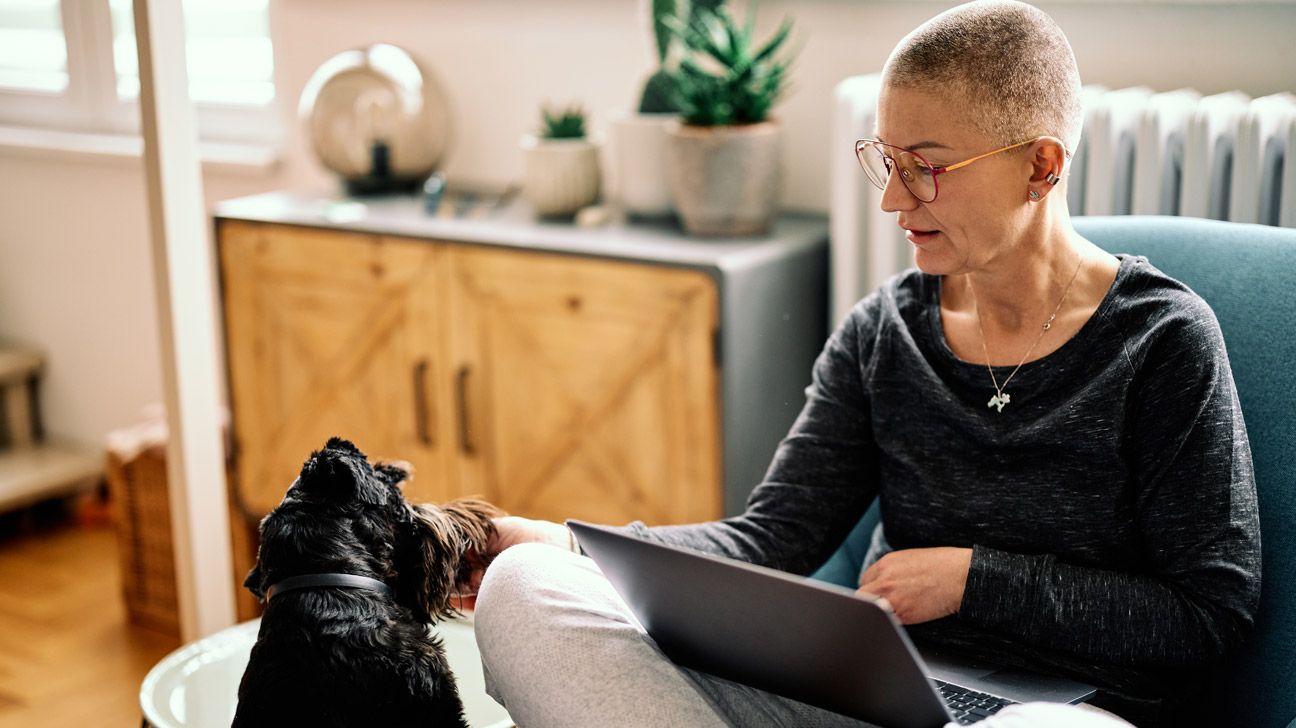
[1078,216,1296,727]
[812,216,1296,727]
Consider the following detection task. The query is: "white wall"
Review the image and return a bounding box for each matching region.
[2,0,1293,447]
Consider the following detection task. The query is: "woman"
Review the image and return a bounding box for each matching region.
[464,3,1260,726]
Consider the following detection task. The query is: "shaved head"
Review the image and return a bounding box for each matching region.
[883,1,1083,151]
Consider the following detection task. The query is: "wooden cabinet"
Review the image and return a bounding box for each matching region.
[220,220,722,525]
[216,193,827,529]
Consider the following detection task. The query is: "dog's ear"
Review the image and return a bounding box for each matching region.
[323,436,362,455]
[295,438,387,505]
[373,459,413,488]
[401,499,503,622]
[439,499,505,551]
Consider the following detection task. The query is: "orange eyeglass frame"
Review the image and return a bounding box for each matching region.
[855,136,1070,202]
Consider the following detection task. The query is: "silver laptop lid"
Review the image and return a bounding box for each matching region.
[568,520,954,728]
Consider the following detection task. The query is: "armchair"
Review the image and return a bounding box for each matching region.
[812,216,1296,727]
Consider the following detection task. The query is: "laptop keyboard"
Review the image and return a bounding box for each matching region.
[933,680,1017,725]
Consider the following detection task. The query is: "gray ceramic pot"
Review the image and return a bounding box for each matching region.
[610,111,676,218]
[665,120,782,236]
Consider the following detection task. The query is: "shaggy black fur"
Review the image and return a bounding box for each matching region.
[232,437,499,728]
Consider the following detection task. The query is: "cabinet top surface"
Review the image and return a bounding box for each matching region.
[213,191,827,270]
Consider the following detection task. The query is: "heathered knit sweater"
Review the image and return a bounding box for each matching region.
[618,255,1260,725]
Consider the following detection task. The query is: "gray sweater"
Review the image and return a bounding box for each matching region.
[620,255,1260,725]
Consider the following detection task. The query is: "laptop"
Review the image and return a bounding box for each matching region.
[567,520,1096,728]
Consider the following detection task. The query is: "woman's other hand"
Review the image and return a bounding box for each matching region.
[451,516,574,611]
[857,547,973,624]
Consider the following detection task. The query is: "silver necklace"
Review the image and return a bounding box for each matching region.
[968,255,1084,413]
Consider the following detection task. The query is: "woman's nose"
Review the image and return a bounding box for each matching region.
[879,168,919,213]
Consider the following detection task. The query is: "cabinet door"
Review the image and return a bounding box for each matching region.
[219,222,456,515]
[445,245,721,526]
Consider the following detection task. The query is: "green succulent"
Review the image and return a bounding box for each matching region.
[540,104,587,139]
[635,0,726,114]
[638,68,679,114]
[668,3,797,126]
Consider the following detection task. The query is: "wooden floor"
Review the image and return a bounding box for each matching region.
[0,507,180,728]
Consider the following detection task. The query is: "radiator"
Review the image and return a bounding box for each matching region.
[829,74,1296,324]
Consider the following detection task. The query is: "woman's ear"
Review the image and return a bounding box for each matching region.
[1027,138,1068,201]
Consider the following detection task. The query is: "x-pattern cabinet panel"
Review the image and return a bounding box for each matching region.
[445,244,720,525]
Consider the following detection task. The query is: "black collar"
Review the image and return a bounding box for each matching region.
[264,573,392,602]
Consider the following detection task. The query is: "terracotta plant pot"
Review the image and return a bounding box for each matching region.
[521,135,601,217]
[609,111,676,219]
[665,120,782,236]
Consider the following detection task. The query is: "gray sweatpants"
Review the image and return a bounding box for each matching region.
[472,543,1131,728]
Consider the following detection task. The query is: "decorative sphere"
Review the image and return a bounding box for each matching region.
[299,44,451,181]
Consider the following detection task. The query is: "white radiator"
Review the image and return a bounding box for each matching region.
[829,74,1296,324]
[1132,89,1201,216]
[1230,93,1296,225]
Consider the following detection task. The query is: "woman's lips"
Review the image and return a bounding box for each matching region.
[905,229,939,244]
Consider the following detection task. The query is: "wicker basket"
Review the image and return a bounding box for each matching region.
[105,437,180,636]
[105,417,261,637]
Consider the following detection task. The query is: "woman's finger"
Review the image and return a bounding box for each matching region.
[859,561,880,588]
[856,588,893,614]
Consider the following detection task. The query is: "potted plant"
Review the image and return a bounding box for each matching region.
[521,104,601,217]
[610,0,723,219]
[665,4,797,236]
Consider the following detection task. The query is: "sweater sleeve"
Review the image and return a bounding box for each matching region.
[958,306,1261,668]
[614,294,884,575]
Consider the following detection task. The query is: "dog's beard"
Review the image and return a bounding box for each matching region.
[406,499,500,622]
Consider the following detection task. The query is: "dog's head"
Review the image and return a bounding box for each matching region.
[243,437,501,622]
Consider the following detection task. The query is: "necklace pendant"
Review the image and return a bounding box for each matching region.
[987,392,1011,412]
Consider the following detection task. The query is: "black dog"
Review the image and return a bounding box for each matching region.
[233,437,500,728]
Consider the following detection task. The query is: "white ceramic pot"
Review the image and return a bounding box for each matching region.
[609,111,676,218]
[520,135,601,217]
[665,120,782,236]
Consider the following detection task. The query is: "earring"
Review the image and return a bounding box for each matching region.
[1045,172,1060,185]
[1029,190,1041,201]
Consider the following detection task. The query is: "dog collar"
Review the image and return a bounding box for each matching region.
[264,573,392,602]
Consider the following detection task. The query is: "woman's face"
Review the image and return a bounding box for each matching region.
[875,83,1035,276]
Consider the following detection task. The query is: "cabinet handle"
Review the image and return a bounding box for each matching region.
[456,365,476,456]
[413,359,433,447]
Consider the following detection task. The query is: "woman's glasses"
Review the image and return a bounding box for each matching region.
[854,137,1056,203]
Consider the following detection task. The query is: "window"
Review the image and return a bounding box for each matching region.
[0,0,278,145]
[108,0,274,106]
[0,0,67,94]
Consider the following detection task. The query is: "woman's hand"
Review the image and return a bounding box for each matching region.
[451,516,574,611]
[857,547,973,625]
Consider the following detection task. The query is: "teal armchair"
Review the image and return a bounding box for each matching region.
[812,216,1296,727]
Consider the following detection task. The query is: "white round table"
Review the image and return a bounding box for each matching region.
[139,616,513,727]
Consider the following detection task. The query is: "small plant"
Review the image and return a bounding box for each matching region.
[540,104,588,139]
[636,0,725,113]
[669,3,797,126]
